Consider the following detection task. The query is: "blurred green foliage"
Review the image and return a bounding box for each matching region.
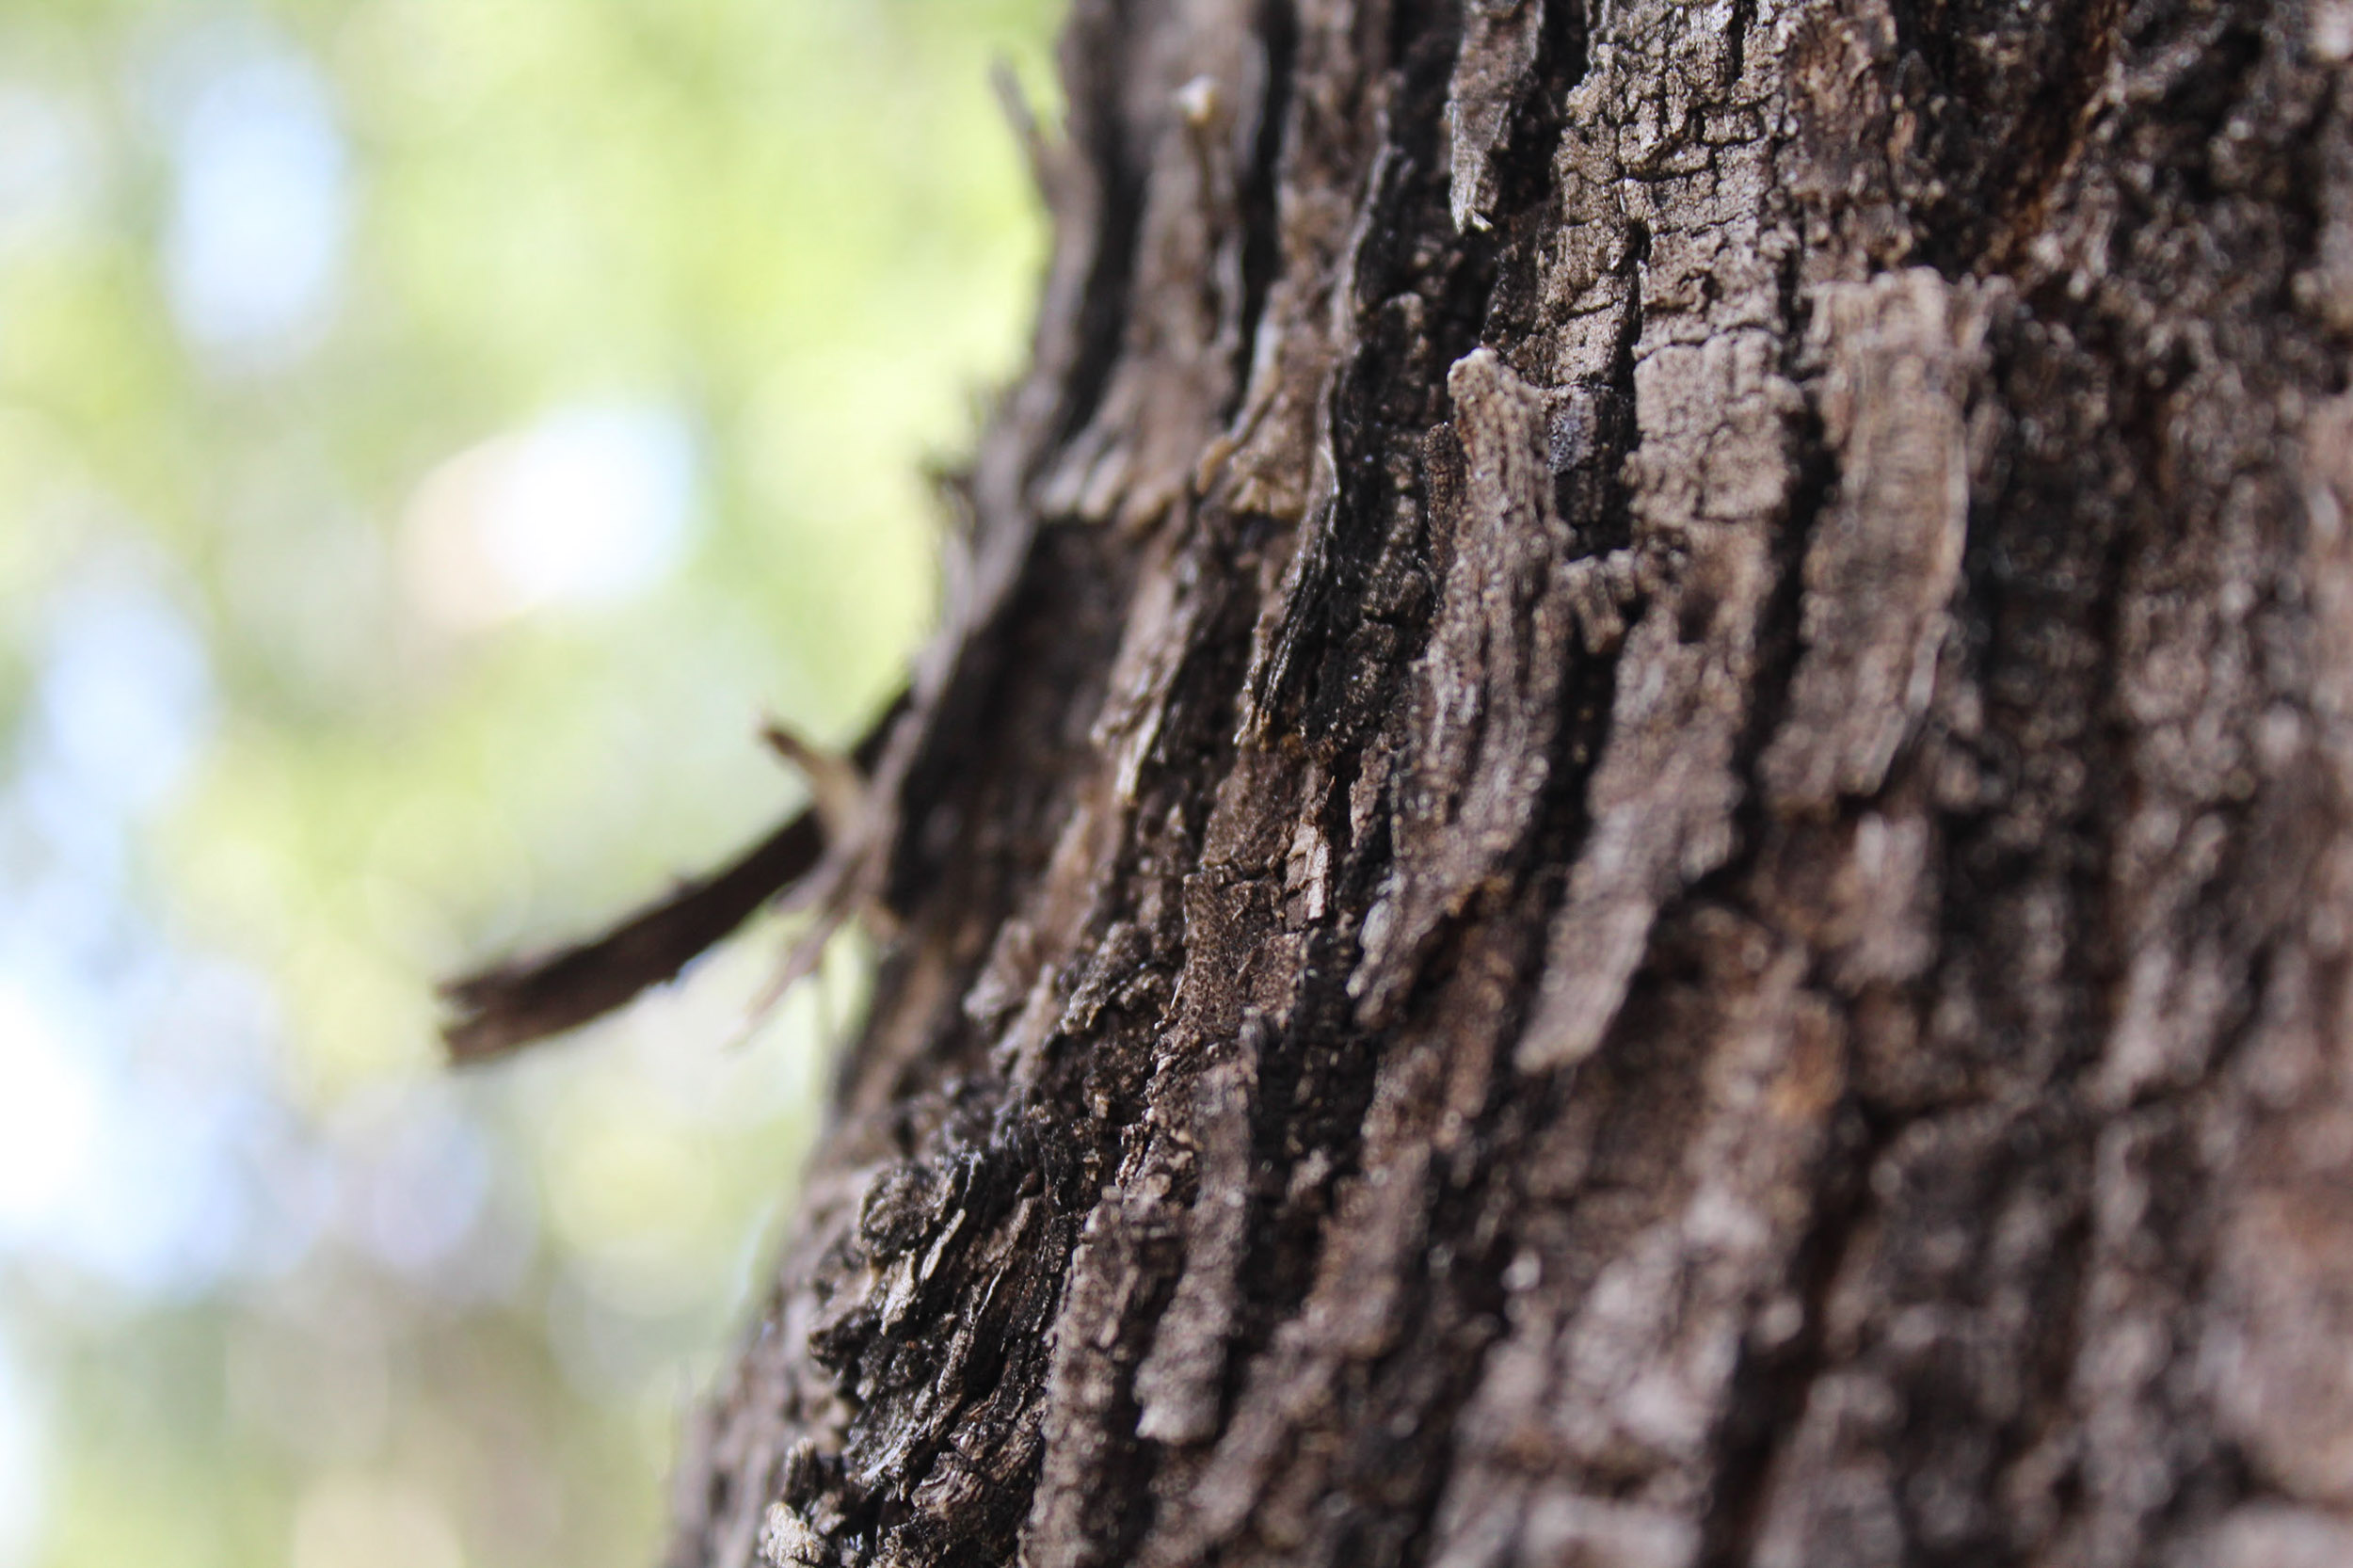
[0,0,1062,1563]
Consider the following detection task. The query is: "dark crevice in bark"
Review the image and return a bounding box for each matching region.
[1048,1,1152,452]
[1243,955,1388,1293]
[1914,1117,2091,1568]
[1228,833,1387,1375]
[1020,524,1299,1559]
[1726,0,1755,95]
[2074,351,2176,1076]
[1685,262,1830,921]
[1350,1048,1532,1568]
[2006,1137,2097,1568]
[885,523,1141,998]
[1927,296,2129,1107]
[1667,361,1844,1568]
[1695,1086,1881,1568]
[1891,0,2124,274]
[1497,0,1593,229]
[1388,2,1504,360]
[1477,0,1593,358]
[1229,0,1301,420]
[2121,0,2265,155]
[1366,634,1640,1555]
[1385,0,1456,121]
[1241,11,1499,749]
[1270,0,1571,751]
[1898,306,2123,1564]
[1072,1240,1185,1566]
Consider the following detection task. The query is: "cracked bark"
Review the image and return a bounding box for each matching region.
[657,0,2353,1561]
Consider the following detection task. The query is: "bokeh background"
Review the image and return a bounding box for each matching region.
[0,0,1062,1562]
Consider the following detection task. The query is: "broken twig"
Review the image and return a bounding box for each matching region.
[440,695,904,1063]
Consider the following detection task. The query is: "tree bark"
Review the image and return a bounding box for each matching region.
[660,0,2353,1561]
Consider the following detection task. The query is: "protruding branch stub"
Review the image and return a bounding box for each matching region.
[438,695,905,1064]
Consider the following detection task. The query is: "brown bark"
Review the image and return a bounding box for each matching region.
[654,0,2353,1561]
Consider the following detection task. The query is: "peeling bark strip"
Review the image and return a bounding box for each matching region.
[659,0,2353,1561]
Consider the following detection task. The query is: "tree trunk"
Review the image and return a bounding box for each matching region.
[660,0,2353,1560]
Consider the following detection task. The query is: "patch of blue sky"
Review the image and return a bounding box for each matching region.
[161,42,349,368]
[30,575,214,817]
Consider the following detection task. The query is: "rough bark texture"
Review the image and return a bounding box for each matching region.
[662,0,2353,1561]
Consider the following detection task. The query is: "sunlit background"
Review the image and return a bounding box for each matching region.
[0,0,1060,1562]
